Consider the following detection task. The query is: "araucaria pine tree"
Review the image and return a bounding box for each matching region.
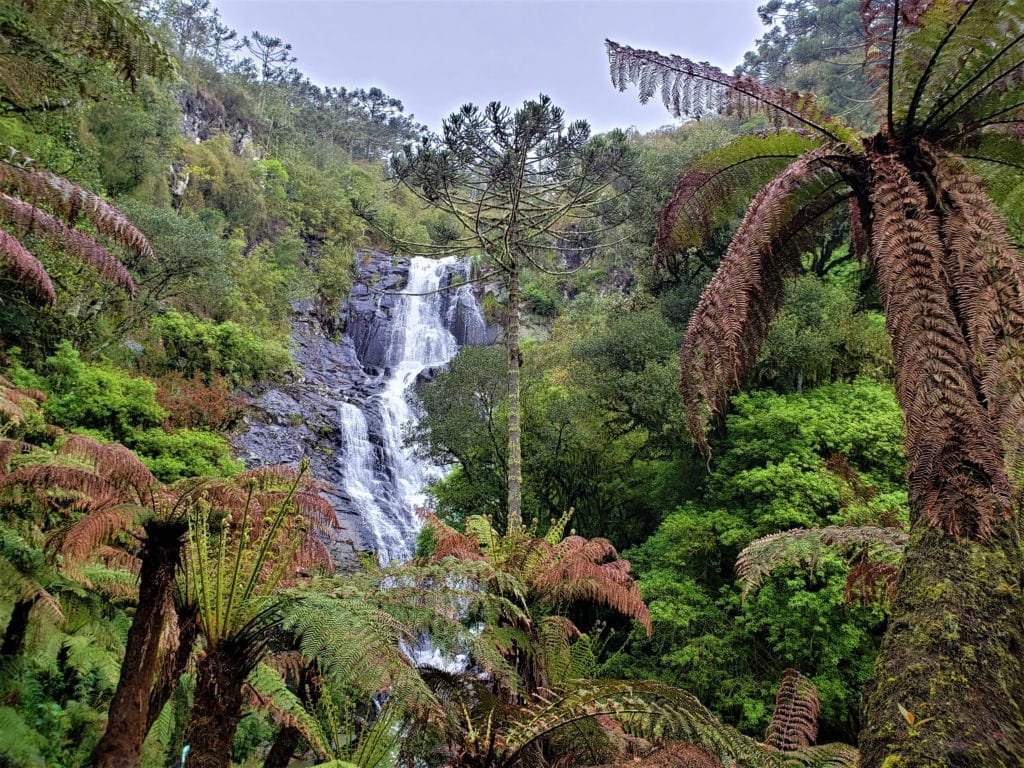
[607,1,1024,765]
[380,96,634,532]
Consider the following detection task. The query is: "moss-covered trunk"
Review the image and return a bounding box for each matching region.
[860,518,1024,767]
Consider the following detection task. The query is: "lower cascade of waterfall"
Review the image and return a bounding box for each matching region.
[235,252,488,567]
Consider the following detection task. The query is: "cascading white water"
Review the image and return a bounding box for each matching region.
[337,256,483,563]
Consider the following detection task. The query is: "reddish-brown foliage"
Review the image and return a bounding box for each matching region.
[678,148,850,453]
[0,226,56,303]
[764,669,819,752]
[155,372,248,431]
[845,560,899,605]
[868,150,1012,537]
[0,192,136,295]
[606,41,843,137]
[0,158,147,303]
[602,742,723,768]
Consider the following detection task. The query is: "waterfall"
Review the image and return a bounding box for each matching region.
[235,252,487,567]
[338,256,483,563]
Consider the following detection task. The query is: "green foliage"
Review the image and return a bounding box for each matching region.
[739,0,873,129]
[30,341,167,442]
[131,427,242,481]
[87,79,181,198]
[756,275,892,391]
[148,310,292,386]
[611,381,905,740]
[8,341,239,482]
[113,198,233,313]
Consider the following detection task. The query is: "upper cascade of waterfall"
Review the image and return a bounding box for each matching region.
[234,251,490,568]
[353,256,477,562]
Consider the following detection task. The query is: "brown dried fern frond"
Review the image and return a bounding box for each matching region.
[679,148,853,454]
[0,160,153,257]
[926,150,1024,473]
[52,500,143,570]
[0,464,117,502]
[868,150,1012,538]
[423,512,486,562]
[0,226,56,303]
[605,41,847,140]
[0,439,29,471]
[736,526,907,600]
[845,560,899,605]
[532,535,651,635]
[56,435,155,495]
[654,131,824,267]
[765,668,819,751]
[0,192,136,295]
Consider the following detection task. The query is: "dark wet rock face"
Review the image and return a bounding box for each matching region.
[234,251,490,569]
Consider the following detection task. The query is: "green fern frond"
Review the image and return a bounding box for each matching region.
[283,592,434,711]
[736,525,907,600]
[245,662,331,759]
[502,679,776,767]
[336,701,404,768]
[0,705,45,767]
[655,131,825,260]
[782,742,860,768]
[898,0,1024,138]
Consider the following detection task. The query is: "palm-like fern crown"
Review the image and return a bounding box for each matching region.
[609,0,1024,539]
[423,512,651,634]
[179,464,339,661]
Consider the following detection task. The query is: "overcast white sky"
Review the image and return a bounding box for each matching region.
[215,0,766,135]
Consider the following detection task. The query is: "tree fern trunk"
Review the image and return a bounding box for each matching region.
[505,263,524,533]
[183,644,249,768]
[92,520,187,768]
[262,725,300,768]
[860,519,1024,767]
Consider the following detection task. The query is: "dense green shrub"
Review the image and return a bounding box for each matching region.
[610,380,905,741]
[8,342,240,482]
[148,310,292,386]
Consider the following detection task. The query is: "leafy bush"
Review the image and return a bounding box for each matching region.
[148,310,291,386]
[154,372,248,430]
[612,380,905,740]
[8,342,240,482]
[132,427,242,481]
[29,341,166,443]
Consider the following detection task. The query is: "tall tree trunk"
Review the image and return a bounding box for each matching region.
[505,264,523,533]
[92,519,187,768]
[262,725,301,768]
[183,644,250,768]
[860,519,1024,767]
[1,596,36,657]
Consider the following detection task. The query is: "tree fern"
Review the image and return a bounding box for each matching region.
[608,2,1024,761]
